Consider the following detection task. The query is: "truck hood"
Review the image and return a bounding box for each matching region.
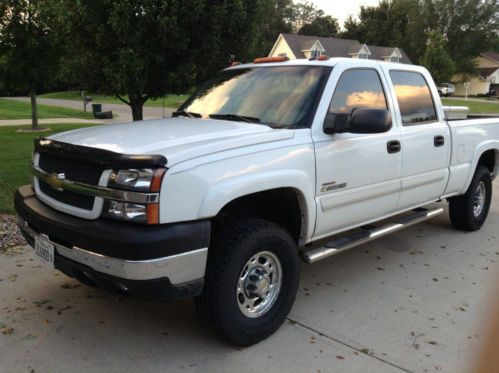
[49,117,294,166]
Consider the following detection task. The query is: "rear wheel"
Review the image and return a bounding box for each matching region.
[195,218,300,346]
[449,166,492,231]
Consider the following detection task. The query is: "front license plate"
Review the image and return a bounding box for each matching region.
[34,236,55,267]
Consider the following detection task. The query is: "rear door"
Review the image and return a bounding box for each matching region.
[312,64,402,239]
[384,69,451,210]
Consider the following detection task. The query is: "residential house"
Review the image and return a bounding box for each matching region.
[268,33,412,64]
[454,53,499,96]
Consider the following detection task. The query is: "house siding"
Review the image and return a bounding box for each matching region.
[268,36,297,59]
[453,54,499,96]
[454,77,490,96]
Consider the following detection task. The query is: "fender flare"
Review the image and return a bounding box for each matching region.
[462,141,499,193]
[197,169,316,242]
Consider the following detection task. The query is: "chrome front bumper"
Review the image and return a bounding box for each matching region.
[19,217,208,285]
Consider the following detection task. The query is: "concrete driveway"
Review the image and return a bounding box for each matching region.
[1,183,499,372]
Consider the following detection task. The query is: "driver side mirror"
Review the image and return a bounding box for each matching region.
[323,108,392,134]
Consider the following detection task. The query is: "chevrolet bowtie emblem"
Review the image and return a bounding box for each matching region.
[46,173,65,191]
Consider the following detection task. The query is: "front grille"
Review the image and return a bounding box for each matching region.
[37,152,105,211]
[39,153,104,186]
[39,180,95,210]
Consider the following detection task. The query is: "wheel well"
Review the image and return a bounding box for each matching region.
[477,150,497,174]
[214,188,303,243]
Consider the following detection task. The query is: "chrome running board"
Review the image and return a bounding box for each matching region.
[302,207,444,264]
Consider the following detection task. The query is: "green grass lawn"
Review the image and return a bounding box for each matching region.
[0,123,96,214]
[0,98,94,120]
[39,91,190,109]
[441,98,499,114]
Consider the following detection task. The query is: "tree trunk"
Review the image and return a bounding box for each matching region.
[129,95,144,121]
[29,89,39,130]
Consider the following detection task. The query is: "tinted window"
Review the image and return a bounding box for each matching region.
[389,71,437,125]
[180,66,331,128]
[329,69,388,114]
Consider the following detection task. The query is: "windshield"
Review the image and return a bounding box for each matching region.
[178,66,331,128]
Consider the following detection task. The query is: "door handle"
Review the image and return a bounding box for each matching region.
[434,135,445,147]
[387,140,401,154]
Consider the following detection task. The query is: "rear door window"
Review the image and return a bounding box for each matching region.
[389,71,437,125]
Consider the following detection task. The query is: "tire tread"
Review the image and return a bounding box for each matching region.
[195,218,299,346]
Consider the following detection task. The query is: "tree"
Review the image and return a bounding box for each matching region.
[253,0,294,58]
[423,0,498,76]
[57,0,288,121]
[340,0,422,61]
[0,0,61,130]
[420,31,455,85]
[299,15,339,37]
[341,15,363,40]
[340,0,499,75]
[195,0,291,82]
[56,0,206,121]
[290,1,323,31]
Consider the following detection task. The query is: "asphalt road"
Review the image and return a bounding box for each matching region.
[3,97,174,123]
[1,183,499,372]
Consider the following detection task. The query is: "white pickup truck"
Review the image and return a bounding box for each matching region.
[15,57,499,346]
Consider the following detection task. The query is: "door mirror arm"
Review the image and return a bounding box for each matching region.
[323,113,349,134]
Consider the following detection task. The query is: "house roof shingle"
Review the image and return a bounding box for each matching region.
[279,33,412,64]
[478,67,499,78]
[483,52,499,64]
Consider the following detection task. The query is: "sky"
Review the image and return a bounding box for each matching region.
[309,0,380,27]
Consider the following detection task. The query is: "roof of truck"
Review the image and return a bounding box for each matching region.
[226,57,426,73]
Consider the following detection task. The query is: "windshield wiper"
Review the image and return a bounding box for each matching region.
[172,110,201,118]
[209,113,261,123]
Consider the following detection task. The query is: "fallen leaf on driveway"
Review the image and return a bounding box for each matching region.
[336,355,345,360]
[2,328,14,335]
[61,283,81,290]
[57,306,72,315]
[22,334,37,340]
[33,300,51,307]
[7,274,17,282]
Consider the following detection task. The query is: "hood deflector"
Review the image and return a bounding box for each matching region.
[34,138,168,169]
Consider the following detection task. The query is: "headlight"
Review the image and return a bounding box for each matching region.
[105,167,165,224]
[108,168,165,192]
[103,201,159,224]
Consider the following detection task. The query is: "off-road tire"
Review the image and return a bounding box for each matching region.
[449,166,492,231]
[195,218,300,346]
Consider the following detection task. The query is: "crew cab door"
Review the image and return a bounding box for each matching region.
[311,65,402,239]
[384,69,451,210]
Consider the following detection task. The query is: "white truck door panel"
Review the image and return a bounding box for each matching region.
[312,66,402,239]
[386,70,451,210]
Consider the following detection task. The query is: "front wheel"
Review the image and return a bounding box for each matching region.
[449,166,492,231]
[195,219,300,346]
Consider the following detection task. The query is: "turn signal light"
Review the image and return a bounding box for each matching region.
[150,168,166,192]
[147,204,159,225]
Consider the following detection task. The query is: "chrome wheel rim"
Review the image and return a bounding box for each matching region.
[237,251,282,318]
[473,181,486,217]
